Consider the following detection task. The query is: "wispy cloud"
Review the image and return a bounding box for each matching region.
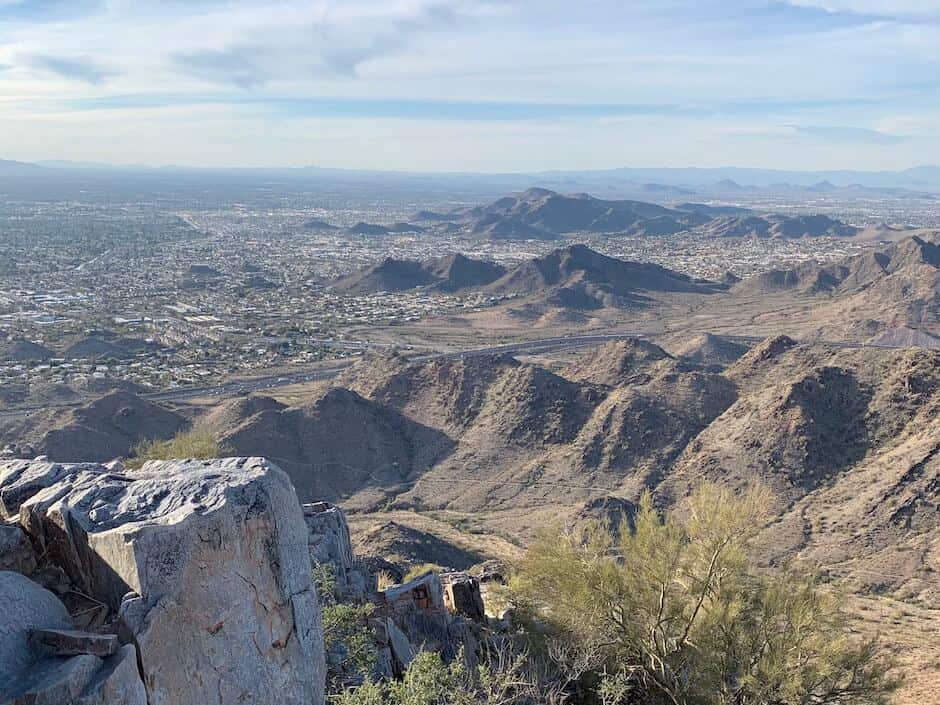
[784,0,940,19]
[0,0,937,169]
[24,53,114,84]
[790,124,906,144]
[172,48,266,90]
[0,0,102,23]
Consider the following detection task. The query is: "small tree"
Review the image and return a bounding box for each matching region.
[511,484,898,705]
[313,563,377,694]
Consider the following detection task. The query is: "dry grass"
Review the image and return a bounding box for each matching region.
[845,594,940,705]
[127,428,228,469]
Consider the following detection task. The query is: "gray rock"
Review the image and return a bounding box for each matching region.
[0,460,83,520]
[0,571,72,685]
[304,502,359,597]
[386,618,415,673]
[381,573,446,614]
[4,457,326,705]
[0,524,36,575]
[1,653,102,705]
[30,629,119,658]
[75,645,147,705]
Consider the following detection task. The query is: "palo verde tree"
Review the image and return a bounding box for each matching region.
[511,484,898,705]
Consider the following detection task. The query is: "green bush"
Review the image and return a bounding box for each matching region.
[510,484,899,705]
[336,648,541,705]
[313,563,377,693]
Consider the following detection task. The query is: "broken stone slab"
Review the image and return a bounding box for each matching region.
[1,653,102,705]
[0,571,72,686]
[0,523,36,575]
[380,572,446,614]
[4,457,326,705]
[29,628,119,658]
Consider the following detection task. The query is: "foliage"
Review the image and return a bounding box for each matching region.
[335,647,550,705]
[127,428,228,468]
[313,563,377,693]
[510,484,899,705]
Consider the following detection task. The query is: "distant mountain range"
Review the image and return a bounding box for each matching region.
[330,243,721,314]
[3,159,939,200]
[329,230,940,340]
[400,188,863,240]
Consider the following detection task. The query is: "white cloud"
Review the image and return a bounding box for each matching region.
[785,0,940,16]
[0,0,938,168]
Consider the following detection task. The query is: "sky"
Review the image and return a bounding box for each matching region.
[0,0,939,171]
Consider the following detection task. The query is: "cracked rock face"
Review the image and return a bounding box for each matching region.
[1,457,326,705]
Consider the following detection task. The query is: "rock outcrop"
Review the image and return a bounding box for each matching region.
[301,502,486,680]
[304,502,368,600]
[0,457,326,705]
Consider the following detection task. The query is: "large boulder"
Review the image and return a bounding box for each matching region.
[1,457,326,705]
[0,571,72,685]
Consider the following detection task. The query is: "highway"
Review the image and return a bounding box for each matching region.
[0,333,648,420]
[0,331,914,420]
[150,333,651,401]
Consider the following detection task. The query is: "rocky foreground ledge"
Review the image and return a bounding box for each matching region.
[0,457,325,705]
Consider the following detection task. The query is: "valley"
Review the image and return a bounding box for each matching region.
[2,177,939,703]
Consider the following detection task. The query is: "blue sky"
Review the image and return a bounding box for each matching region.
[0,0,938,170]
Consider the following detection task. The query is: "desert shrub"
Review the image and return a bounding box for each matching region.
[127,428,227,468]
[313,563,377,693]
[510,484,899,705]
[336,646,553,705]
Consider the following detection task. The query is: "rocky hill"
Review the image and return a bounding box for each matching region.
[484,244,720,312]
[330,253,505,295]
[419,188,859,240]
[204,388,454,508]
[424,253,507,291]
[733,233,940,335]
[0,331,161,364]
[0,391,186,462]
[329,243,714,312]
[665,332,749,366]
[0,339,54,362]
[704,213,858,238]
[331,258,440,294]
